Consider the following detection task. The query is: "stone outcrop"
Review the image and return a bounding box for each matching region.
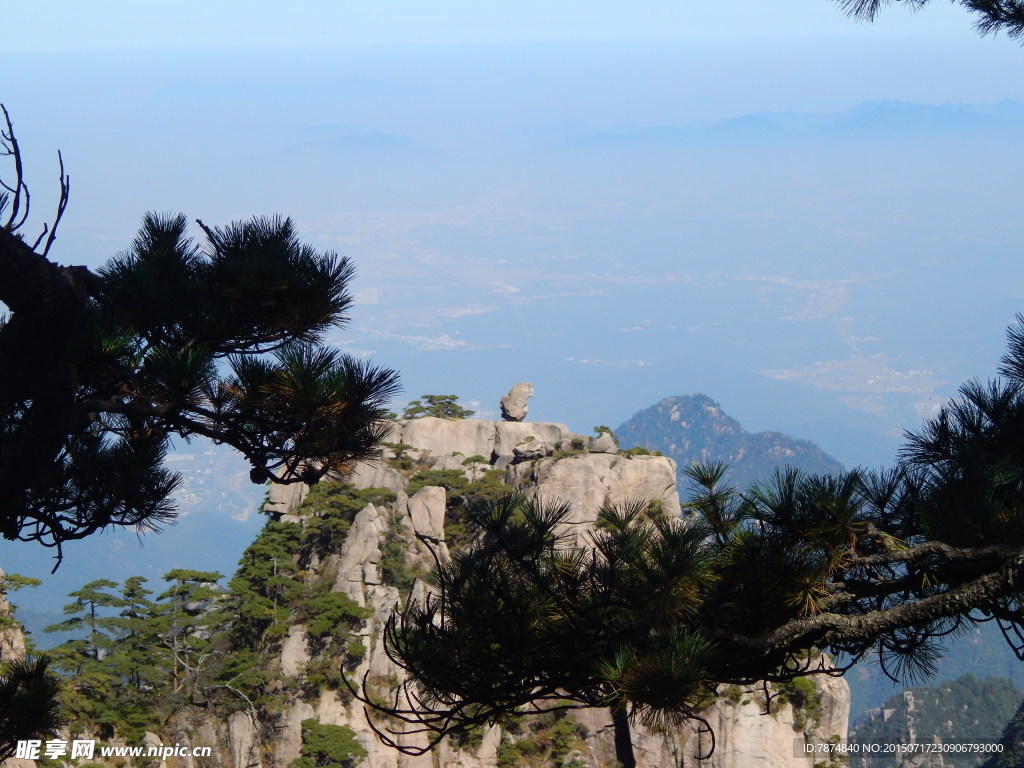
[407,486,446,543]
[234,416,847,768]
[589,430,618,454]
[348,462,408,495]
[400,417,499,463]
[333,502,388,604]
[267,419,594,520]
[815,672,852,745]
[4,414,849,768]
[390,417,586,470]
[263,481,310,520]
[0,567,27,664]
[280,626,312,677]
[499,382,534,422]
[508,452,682,529]
[228,711,261,768]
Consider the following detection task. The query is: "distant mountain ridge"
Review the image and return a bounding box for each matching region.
[539,99,1024,148]
[615,394,845,494]
[849,675,1021,768]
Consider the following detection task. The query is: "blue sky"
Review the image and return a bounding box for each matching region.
[4,0,1023,446]
[6,1,1022,142]
[4,1,992,50]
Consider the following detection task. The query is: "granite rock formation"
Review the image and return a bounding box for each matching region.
[499,382,534,422]
[4,415,850,768]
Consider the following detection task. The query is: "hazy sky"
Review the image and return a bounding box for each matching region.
[4,0,1023,446]
[4,1,993,50]
[6,0,1022,144]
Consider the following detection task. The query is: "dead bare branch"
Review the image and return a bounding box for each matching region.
[1,104,30,233]
[0,104,68,249]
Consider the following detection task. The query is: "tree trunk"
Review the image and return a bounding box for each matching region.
[610,703,636,768]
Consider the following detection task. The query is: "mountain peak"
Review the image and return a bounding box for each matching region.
[615,395,844,493]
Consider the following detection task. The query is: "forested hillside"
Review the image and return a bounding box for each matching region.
[849,675,1021,768]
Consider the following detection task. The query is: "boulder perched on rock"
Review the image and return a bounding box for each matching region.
[589,430,618,454]
[494,421,571,462]
[499,382,534,422]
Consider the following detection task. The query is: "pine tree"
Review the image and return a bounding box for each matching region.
[156,570,224,695]
[42,572,223,740]
[833,0,1024,41]
[0,105,400,565]
[372,494,718,768]
[0,571,40,633]
[227,522,306,648]
[984,696,1024,768]
[0,657,63,761]
[101,577,166,739]
[44,580,125,663]
[288,719,367,768]
[402,395,475,420]
[44,580,126,736]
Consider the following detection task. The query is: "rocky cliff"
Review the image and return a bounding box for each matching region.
[0,568,27,664]
[255,416,849,768]
[4,416,850,768]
